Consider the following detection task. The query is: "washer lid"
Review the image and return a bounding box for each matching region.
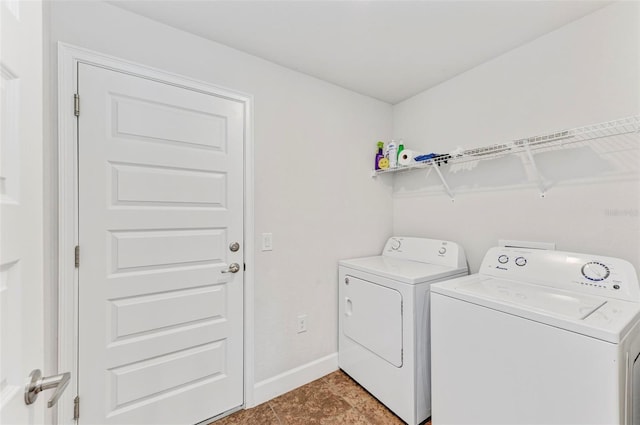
[432,275,640,343]
[339,256,467,284]
[456,278,606,320]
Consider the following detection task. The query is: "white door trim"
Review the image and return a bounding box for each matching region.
[56,43,255,424]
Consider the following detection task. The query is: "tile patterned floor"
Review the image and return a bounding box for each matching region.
[210,370,432,425]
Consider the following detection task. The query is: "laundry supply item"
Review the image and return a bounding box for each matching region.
[397,142,405,163]
[375,141,384,170]
[415,153,451,166]
[414,153,438,162]
[386,141,398,168]
[398,149,417,166]
[434,153,451,165]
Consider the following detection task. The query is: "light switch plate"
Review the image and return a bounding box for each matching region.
[262,233,273,251]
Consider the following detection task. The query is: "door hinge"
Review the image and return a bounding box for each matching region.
[74,246,80,268]
[73,395,80,420]
[244,263,246,271]
[74,94,80,117]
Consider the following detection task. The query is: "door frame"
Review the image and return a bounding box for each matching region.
[56,43,255,425]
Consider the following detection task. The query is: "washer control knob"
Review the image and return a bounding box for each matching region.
[515,257,527,267]
[390,238,401,250]
[581,262,611,282]
[498,255,509,264]
[438,247,447,255]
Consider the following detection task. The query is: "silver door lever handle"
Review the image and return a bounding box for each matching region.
[24,369,70,407]
[222,263,240,273]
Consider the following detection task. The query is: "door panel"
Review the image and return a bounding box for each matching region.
[111,163,226,207]
[78,63,244,425]
[0,1,45,423]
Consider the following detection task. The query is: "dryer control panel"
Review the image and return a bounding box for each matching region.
[383,237,467,269]
[481,247,640,302]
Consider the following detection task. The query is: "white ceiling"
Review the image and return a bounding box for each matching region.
[110,1,610,104]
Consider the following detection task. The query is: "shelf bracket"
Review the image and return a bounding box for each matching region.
[524,145,547,197]
[432,164,455,201]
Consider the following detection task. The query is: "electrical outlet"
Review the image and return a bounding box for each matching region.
[297,314,307,333]
[262,233,273,251]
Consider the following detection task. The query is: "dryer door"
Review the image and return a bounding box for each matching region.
[343,275,403,367]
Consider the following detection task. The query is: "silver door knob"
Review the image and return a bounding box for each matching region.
[24,369,70,407]
[229,242,240,252]
[222,263,240,273]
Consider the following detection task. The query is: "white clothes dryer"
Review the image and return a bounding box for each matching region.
[338,237,468,425]
[431,246,640,425]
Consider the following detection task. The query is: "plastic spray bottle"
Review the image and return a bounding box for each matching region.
[375,141,384,170]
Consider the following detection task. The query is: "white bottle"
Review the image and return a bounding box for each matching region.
[387,140,397,168]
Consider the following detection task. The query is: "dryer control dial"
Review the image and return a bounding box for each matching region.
[498,255,509,264]
[390,238,401,250]
[438,247,447,255]
[581,262,610,282]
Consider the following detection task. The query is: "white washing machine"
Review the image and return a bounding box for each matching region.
[338,237,468,425]
[431,246,640,425]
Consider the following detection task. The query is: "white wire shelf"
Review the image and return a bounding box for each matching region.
[373,115,640,177]
[372,115,640,199]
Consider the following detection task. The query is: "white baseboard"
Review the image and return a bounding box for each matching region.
[250,353,338,407]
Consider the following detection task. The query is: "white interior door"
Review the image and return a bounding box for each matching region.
[0,1,45,424]
[77,63,245,424]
